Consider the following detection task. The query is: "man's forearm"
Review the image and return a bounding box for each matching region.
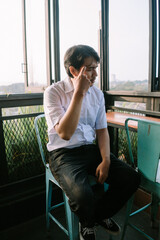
[96,128,110,164]
[95,128,110,183]
[55,91,84,140]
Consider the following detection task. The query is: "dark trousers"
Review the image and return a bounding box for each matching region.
[49,144,140,227]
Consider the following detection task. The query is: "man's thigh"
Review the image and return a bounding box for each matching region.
[49,145,101,200]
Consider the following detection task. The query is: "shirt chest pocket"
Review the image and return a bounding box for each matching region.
[80,102,99,127]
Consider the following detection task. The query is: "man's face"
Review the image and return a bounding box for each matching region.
[79,57,98,86]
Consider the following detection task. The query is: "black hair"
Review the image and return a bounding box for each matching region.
[64,45,100,78]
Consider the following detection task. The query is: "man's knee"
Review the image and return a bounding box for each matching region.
[72,184,94,206]
[120,165,141,192]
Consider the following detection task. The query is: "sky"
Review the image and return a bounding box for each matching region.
[0,0,150,86]
[0,0,24,86]
[109,0,149,82]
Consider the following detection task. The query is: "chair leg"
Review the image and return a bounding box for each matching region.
[121,195,134,240]
[46,179,52,231]
[63,193,79,240]
[151,193,159,228]
[159,221,160,240]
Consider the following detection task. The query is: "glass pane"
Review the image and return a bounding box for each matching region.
[114,101,146,111]
[109,0,149,91]
[0,0,25,94]
[59,0,101,87]
[25,0,48,88]
[2,105,44,117]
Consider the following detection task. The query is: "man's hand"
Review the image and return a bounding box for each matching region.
[95,160,110,184]
[72,66,91,95]
[54,67,91,140]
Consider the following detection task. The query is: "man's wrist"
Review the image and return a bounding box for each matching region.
[74,89,85,98]
[102,157,110,165]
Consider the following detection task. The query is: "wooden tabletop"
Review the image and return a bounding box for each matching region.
[106,111,160,130]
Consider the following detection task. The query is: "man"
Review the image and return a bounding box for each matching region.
[44,45,140,240]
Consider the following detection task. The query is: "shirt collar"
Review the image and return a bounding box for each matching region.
[63,76,91,94]
[64,77,74,93]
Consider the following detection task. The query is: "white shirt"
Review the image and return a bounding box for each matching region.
[44,77,107,151]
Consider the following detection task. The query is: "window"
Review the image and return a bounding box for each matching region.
[0,0,50,94]
[59,0,101,87]
[0,0,24,94]
[109,0,149,92]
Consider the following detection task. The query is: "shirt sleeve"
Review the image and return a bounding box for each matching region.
[43,85,65,132]
[95,92,107,130]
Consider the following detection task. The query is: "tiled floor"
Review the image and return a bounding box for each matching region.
[0,204,159,240]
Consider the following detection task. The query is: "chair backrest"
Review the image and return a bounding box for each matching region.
[125,118,160,182]
[34,114,49,167]
[138,120,160,182]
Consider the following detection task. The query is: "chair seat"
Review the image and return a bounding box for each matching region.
[46,163,61,187]
[140,174,160,198]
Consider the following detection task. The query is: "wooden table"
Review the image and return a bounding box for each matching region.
[106,111,160,131]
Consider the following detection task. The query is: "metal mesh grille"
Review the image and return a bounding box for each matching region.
[118,128,137,165]
[3,116,45,183]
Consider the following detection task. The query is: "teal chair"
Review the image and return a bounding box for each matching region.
[34,114,80,239]
[34,114,111,240]
[121,118,160,240]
